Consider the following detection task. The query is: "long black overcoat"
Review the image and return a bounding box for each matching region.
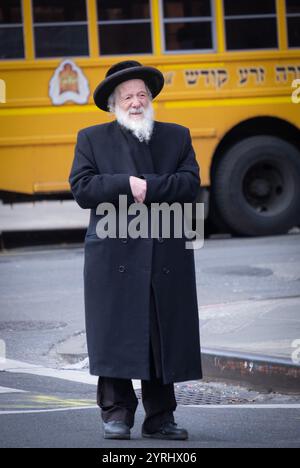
[69,120,202,384]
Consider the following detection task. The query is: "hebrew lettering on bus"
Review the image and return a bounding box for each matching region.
[164,71,175,86]
[0,79,5,103]
[185,69,229,89]
[276,65,300,83]
[238,67,265,86]
[292,79,300,104]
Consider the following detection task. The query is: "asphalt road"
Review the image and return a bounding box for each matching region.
[0,372,299,448]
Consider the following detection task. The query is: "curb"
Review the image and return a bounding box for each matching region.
[56,346,300,394]
[201,348,300,394]
[0,229,85,250]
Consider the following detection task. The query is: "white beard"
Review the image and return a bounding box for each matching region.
[114,103,154,143]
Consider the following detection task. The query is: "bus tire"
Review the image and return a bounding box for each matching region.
[213,136,300,236]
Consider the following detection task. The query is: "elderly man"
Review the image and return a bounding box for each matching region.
[69,61,202,441]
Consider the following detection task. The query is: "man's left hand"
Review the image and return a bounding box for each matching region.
[129,176,147,203]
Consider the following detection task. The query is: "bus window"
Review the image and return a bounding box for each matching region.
[97,0,152,55]
[286,0,300,48]
[0,0,24,59]
[32,0,89,58]
[161,0,215,52]
[224,0,278,50]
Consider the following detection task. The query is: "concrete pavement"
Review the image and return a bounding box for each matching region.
[0,200,89,232]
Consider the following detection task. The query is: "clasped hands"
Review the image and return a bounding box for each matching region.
[129,176,147,203]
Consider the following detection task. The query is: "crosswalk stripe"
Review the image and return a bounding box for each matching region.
[0,359,141,389]
[1,404,300,416]
[0,386,27,394]
[0,405,97,415]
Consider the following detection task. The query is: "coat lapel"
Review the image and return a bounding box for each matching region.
[110,120,155,174]
[109,121,139,174]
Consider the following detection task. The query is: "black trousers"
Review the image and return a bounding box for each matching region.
[97,283,177,432]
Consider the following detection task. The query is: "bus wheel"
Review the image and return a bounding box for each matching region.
[213,136,300,236]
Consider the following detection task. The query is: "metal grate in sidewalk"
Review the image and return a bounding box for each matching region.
[135,383,252,406]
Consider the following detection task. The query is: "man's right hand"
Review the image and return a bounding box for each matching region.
[129,176,147,203]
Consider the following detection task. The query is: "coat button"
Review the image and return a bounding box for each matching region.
[118,265,126,273]
[158,237,164,243]
[121,239,128,244]
[163,267,170,274]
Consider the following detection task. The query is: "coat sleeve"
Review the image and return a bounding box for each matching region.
[141,128,201,204]
[69,130,134,209]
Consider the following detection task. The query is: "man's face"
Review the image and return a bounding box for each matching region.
[115,79,150,120]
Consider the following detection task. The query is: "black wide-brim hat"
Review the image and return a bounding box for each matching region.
[93,60,164,111]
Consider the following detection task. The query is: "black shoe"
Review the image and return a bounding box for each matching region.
[103,421,131,440]
[142,422,188,440]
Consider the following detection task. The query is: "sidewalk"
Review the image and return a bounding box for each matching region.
[55,295,300,394]
[0,200,88,232]
[199,296,300,393]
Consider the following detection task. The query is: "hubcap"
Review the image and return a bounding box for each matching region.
[243,160,289,215]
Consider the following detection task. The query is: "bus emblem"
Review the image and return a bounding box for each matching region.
[49,60,90,105]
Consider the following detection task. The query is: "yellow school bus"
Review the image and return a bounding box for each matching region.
[1,0,300,236]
